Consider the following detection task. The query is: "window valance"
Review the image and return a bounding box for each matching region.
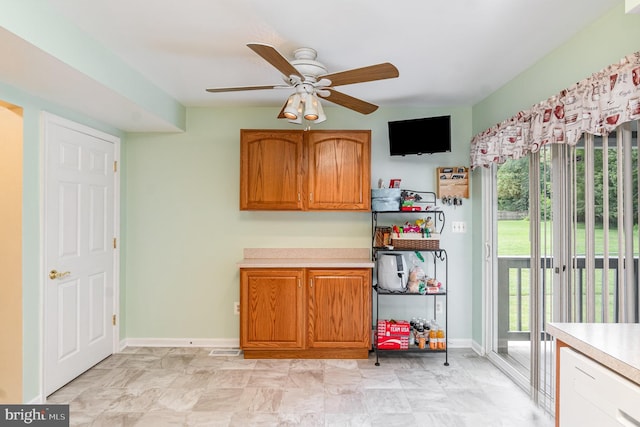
[470,51,640,169]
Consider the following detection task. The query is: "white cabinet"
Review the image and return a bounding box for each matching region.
[560,347,640,426]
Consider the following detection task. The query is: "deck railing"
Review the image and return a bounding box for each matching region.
[497,255,637,342]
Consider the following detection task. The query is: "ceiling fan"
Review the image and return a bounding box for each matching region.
[206,43,399,123]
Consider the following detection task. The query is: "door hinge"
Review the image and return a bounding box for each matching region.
[113,237,117,249]
[112,314,117,326]
[114,161,118,172]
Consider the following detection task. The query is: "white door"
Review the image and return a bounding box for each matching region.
[43,113,119,396]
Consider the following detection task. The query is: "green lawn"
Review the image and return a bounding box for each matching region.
[497,219,639,256]
[497,220,532,256]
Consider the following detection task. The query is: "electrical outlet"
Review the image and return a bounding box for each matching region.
[234,302,240,315]
[435,301,444,314]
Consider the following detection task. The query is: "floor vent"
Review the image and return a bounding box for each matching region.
[208,348,242,357]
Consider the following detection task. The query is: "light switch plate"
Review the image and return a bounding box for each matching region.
[451,221,467,233]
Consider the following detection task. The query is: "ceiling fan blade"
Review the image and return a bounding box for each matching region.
[320,89,379,115]
[247,43,303,80]
[206,84,285,93]
[321,63,399,87]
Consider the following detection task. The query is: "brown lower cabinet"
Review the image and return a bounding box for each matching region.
[240,268,372,359]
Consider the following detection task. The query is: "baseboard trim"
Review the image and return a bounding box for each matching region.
[120,337,240,350]
[119,337,472,352]
[446,338,472,349]
[26,395,43,404]
[470,339,485,356]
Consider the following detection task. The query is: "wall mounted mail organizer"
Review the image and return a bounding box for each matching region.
[436,166,469,199]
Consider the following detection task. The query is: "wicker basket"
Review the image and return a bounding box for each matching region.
[391,232,440,250]
[374,226,392,247]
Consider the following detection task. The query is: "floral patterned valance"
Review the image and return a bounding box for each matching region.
[470,51,640,169]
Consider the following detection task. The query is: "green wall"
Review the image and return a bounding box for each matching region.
[470,3,640,346]
[123,106,474,342]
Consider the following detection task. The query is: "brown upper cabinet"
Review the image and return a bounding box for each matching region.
[240,129,371,211]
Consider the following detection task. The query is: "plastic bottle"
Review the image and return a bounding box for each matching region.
[418,334,426,349]
[410,317,417,328]
[437,327,446,349]
[416,323,424,346]
[410,319,417,344]
[424,324,431,348]
[429,326,437,350]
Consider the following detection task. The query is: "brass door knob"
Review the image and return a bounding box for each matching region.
[49,270,71,280]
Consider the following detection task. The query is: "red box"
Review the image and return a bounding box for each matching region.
[377,320,410,336]
[376,320,410,349]
[377,335,409,349]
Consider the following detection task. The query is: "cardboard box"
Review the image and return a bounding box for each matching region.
[377,320,410,336]
[376,320,410,349]
[377,335,409,349]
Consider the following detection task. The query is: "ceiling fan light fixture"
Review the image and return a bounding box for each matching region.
[303,93,320,121]
[283,93,302,120]
[312,96,326,123]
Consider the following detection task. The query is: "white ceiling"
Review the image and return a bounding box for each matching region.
[1,0,624,131]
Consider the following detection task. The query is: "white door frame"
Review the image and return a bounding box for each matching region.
[482,163,532,393]
[39,112,120,401]
[481,165,494,358]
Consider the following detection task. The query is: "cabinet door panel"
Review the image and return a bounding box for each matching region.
[559,347,640,425]
[240,269,304,349]
[240,130,303,210]
[307,269,371,348]
[306,131,371,211]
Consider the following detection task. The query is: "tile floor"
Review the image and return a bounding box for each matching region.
[47,347,554,427]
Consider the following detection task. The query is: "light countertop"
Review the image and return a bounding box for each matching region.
[547,322,640,385]
[237,248,374,269]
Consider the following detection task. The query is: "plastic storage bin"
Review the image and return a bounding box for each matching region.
[371,188,401,211]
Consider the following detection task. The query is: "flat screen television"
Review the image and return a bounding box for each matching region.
[388,115,451,156]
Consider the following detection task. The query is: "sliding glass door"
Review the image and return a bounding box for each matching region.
[489,150,555,407]
[487,120,639,412]
[491,156,533,384]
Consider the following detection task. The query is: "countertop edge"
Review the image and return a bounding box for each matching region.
[547,323,640,386]
[237,258,374,268]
